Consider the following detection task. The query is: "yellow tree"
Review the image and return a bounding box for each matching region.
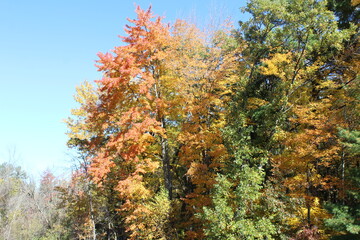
[169,20,238,239]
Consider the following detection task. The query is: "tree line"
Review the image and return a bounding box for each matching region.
[2,0,358,239]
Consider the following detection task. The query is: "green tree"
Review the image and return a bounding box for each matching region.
[327,0,359,29]
[324,129,360,239]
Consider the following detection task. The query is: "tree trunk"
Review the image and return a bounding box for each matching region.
[306,165,311,225]
[161,124,172,200]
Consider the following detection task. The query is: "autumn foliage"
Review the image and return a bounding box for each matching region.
[65,1,359,240]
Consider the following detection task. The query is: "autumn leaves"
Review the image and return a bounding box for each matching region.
[66,1,359,239]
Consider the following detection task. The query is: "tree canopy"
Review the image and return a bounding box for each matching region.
[3,0,358,239]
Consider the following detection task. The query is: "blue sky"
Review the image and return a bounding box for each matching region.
[0,0,247,180]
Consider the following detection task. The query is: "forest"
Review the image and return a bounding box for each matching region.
[0,0,359,239]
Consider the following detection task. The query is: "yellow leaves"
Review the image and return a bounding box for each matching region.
[139,132,154,143]
[73,81,98,106]
[286,197,331,230]
[352,0,360,6]
[261,53,292,81]
[272,126,287,141]
[142,188,172,239]
[316,80,339,90]
[247,97,269,110]
[117,174,151,201]
[141,158,160,173]
[65,81,99,141]
[124,189,173,240]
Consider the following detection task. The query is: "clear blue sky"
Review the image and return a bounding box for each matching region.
[0,0,247,180]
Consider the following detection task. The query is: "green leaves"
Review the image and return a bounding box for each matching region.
[325,204,360,234]
[201,172,276,240]
[338,128,360,155]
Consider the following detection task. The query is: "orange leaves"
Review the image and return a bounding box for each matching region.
[81,6,186,238]
[269,51,348,230]
[121,6,170,62]
[186,163,217,197]
[89,154,115,184]
[67,5,239,238]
